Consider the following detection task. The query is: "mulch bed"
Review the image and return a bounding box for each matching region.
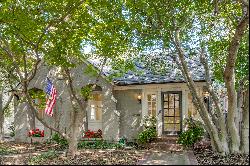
[0,141,63,154]
[193,142,249,165]
[0,142,144,165]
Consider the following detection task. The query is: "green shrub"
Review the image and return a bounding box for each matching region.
[137,127,157,144]
[137,115,157,144]
[28,150,58,164]
[177,117,204,147]
[50,133,68,149]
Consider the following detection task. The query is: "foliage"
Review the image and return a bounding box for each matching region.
[77,140,123,149]
[118,136,127,146]
[0,146,17,155]
[8,122,15,137]
[28,128,44,137]
[137,115,157,144]
[80,85,93,100]
[50,133,68,149]
[28,89,46,110]
[28,150,58,165]
[142,115,157,129]
[137,127,157,144]
[177,117,204,147]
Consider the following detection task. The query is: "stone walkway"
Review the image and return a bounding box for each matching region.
[137,150,198,165]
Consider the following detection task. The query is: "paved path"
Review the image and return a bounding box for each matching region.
[137,150,198,165]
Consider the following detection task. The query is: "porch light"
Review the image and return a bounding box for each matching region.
[137,94,142,104]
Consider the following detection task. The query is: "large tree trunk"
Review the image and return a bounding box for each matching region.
[223,6,249,152]
[172,29,228,154]
[240,88,249,153]
[68,108,85,157]
[0,89,4,141]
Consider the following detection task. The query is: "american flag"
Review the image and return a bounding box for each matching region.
[44,77,57,116]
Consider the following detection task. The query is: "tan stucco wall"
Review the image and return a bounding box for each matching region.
[114,89,143,141]
[15,62,119,142]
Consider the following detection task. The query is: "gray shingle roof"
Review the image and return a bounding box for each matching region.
[89,55,206,86]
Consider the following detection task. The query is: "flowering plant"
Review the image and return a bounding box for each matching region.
[83,129,102,138]
[28,128,44,137]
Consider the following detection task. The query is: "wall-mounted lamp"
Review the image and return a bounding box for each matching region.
[137,94,142,104]
[202,90,210,112]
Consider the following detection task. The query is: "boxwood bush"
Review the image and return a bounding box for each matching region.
[177,117,204,147]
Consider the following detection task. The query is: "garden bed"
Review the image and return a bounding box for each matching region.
[0,141,144,165]
[193,143,249,165]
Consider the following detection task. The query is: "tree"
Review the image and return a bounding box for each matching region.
[119,0,249,154]
[0,0,132,156]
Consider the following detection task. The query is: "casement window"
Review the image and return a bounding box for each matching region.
[88,93,102,121]
[147,94,157,116]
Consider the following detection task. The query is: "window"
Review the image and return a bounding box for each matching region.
[88,93,103,121]
[147,94,157,116]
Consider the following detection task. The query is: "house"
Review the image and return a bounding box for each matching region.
[12,56,209,143]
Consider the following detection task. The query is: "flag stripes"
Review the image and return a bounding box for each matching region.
[44,78,57,116]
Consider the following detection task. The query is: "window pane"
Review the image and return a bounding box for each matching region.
[148,102,151,109]
[175,109,180,116]
[92,94,102,101]
[163,109,168,116]
[175,100,179,108]
[175,117,180,123]
[152,102,156,110]
[152,109,156,117]
[169,100,174,108]
[151,94,156,101]
[90,107,95,120]
[147,94,151,101]
[164,94,168,101]
[168,109,175,116]
[175,124,180,131]
[96,108,102,120]
[169,94,174,108]
[164,123,175,131]
[174,94,179,100]
[164,101,168,108]
[165,117,174,123]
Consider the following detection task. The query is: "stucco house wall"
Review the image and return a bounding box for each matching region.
[114,89,143,141]
[14,62,119,142]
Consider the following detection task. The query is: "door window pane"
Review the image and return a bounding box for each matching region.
[175,109,180,116]
[164,123,175,131]
[174,94,179,100]
[164,101,168,108]
[168,109,175,116]
[175,101,179,108]
[175,117,180,123]
[165,117,174,123]
[175,124,180,131]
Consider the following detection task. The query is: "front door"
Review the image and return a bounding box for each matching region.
[162,91,182,135]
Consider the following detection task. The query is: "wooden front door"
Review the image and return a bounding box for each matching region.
[162,91,182,135]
